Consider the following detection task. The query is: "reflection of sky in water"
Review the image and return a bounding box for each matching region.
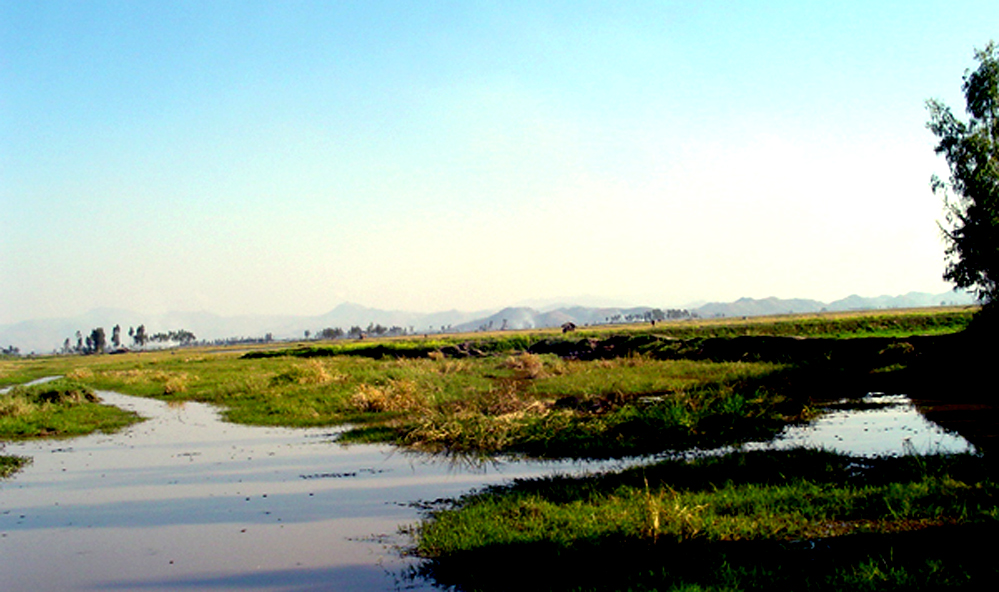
[761,394,975,457]
[0,391,627,592]
[0,389,977,591]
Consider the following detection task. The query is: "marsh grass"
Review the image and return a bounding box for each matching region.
[412,449,998,591]
[0,345,810,458]
[0,308,976,458]
[345,355,794,458]
[0,379,140,440]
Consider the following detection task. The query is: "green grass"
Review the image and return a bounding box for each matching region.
[0,308,992,588]
[14,350,800,458]
[0,378,142,478]
[0,378,141,440]
[0,307,978,461]
[331,354,801,458]
[644,309,975,340]
[411,449,998,591]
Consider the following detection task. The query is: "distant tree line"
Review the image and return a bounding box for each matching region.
[304,323,412,341]
[604,309,695,324]
[61,324,196,354]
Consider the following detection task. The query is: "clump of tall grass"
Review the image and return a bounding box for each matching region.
[0,379,140,440]
[270,359,348,386]
[3,379,98,408]
[0,394,36,418]
[66,367,94,380]
[502,353,547,379]
[94,368,197,395]
[350,379,428,413]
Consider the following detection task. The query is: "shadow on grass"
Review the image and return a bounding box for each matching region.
[407,450,998,591]
[412,522,997,591]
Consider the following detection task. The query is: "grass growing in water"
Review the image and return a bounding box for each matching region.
[0,308,976,460]
[0,378,141,477]
[411,449,998,591]
[7,348,802,458]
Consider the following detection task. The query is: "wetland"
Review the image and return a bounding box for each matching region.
[1,308,995,591]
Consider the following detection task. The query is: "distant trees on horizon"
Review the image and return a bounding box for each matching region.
[60,323,196,354]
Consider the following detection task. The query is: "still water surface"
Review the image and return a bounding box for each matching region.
[0,389,975,591]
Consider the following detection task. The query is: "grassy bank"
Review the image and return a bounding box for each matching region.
[0,379,140,440]
[0,307,979,460]
[0,379,141,476]
[4,350,803,459]
[412,449,997,591]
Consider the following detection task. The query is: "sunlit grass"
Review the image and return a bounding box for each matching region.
[0,378,140,440]
[411,449,998,591]
[0,307,976,459]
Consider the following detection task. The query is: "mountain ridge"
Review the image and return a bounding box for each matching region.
[0,290,977,354]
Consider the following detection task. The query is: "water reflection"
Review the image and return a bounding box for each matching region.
[763,393,976,456]
[0,391,625,592]
[0,389,976,591]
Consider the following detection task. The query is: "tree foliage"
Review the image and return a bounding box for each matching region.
[927,41,999,306]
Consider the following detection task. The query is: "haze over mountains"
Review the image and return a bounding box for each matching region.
[0,291,977,354]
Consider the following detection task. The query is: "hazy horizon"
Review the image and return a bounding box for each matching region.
[4,2,996,326]
[1,287,974,328]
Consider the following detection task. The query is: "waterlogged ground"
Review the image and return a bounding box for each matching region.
[0,391,630,592]
[0,389,976,592]
[763,393,975,456]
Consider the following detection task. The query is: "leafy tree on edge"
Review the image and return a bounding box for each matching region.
[927,41,999,311]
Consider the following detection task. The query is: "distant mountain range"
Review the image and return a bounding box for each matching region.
[0,291,977,354]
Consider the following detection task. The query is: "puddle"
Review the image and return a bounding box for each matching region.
[0,388,977,591]
[758,393,976,456]
[0,390,628,592]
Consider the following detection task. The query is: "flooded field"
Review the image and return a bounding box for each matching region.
[0,388,976,591]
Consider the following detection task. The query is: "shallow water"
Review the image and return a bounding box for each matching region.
[0,389,975,591]
[0,391,626,592]
[763,393,976,456]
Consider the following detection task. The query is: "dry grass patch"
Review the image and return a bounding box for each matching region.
[0,395,36,418]
[350,379,429,413]
[270,359,348,386]
[96,368,197,395]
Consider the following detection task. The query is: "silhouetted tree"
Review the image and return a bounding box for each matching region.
[88,327,106,354]
[928,41,999,311]
[319,327,344,340]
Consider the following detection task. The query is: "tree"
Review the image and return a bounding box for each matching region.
[88,327,106,354]
[927,41,999,309]
[319,327,343,340]
[111,325,122,349]
[133,325,147,348]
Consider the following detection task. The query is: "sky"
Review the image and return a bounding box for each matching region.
[2,1,997,324]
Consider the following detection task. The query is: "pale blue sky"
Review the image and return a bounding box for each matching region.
[2,1,996,323]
